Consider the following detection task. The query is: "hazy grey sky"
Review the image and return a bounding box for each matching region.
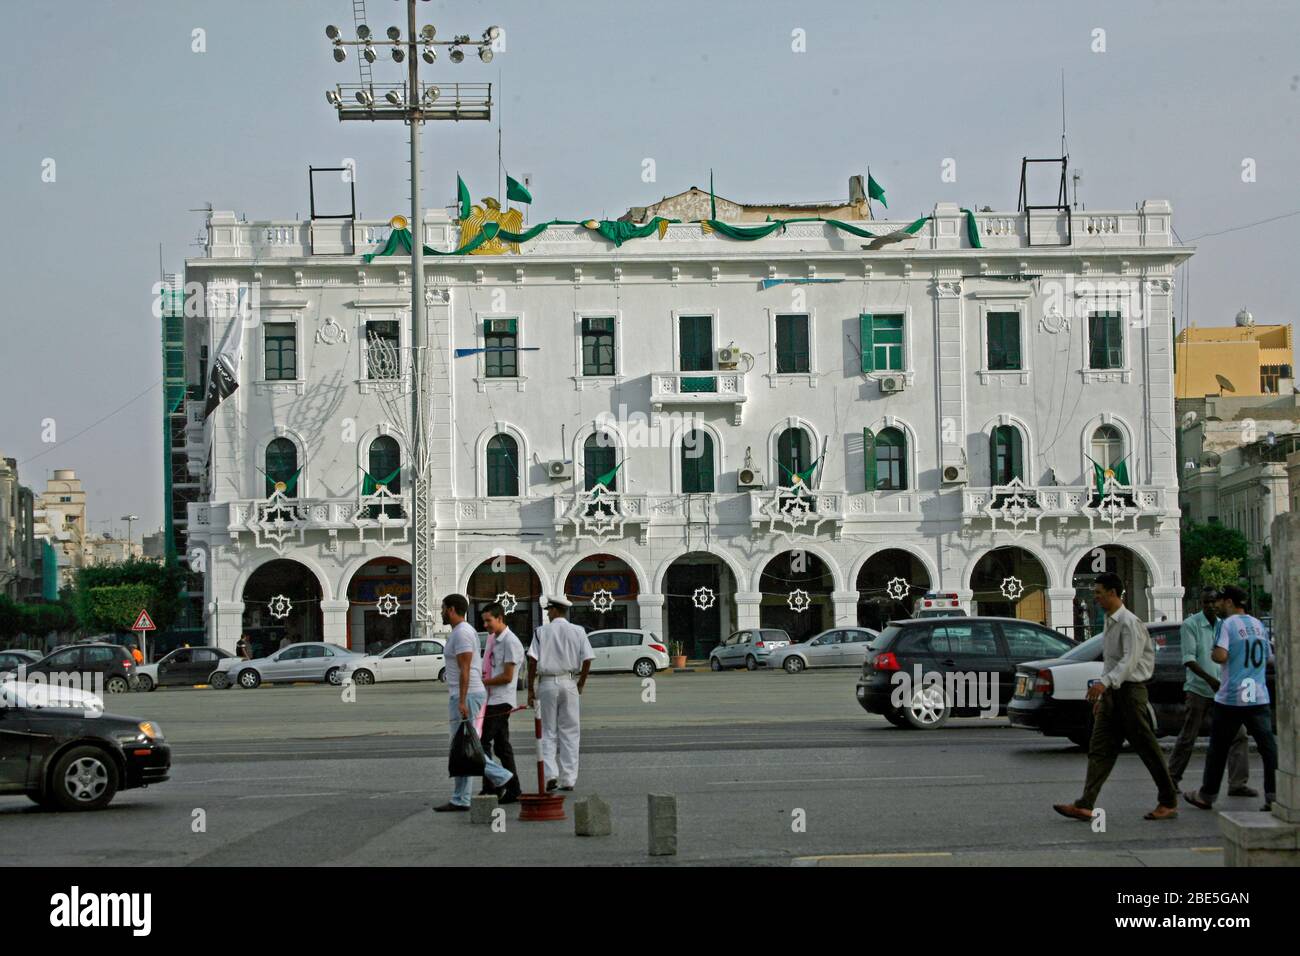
[2,0,1297,534]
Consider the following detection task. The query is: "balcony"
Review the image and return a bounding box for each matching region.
[747,487,846,540]
[650,371,748,425]
[190,491,411,555]
[962,479,1169,538]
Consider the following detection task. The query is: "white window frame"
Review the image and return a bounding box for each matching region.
[974,295,1030,385]
[475,421,531,498]
[572,310,624,389]
[1078,286,1135,384]
[862,307,914,384]
[765,308,818,387]
[473,311,527,393]
[256,311,305,395]
[356,310,409,394]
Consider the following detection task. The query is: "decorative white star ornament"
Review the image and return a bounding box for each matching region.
[1000,576,1025,602]
[268,594,293,620]
[756,483,827,541]
[494,591,518,616]
[985,477,1043,538]
[692,586,716,611]
[562,484,626,543]
[590,589,616,614]
[375,593,401,618]
[886,577,910,602]
[787,589,812,613]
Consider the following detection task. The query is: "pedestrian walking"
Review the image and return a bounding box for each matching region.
[1054,572,1178,822]
[433,593,518,812]
[1166,587,1253,796]
[478,602,523,804]
[236,634,252,660]
[1183,585,1278,813]
[526,595,594,792]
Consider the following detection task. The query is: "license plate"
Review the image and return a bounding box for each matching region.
[1015,675,1029,697]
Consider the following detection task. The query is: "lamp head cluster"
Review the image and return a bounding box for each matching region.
[324,22,499,74]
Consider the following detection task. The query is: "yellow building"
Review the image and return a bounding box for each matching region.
[1174,310,1294,399]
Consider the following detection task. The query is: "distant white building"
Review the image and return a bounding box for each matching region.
[183,199,1189,657]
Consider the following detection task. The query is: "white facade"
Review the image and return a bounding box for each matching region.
[185,201,1189,656]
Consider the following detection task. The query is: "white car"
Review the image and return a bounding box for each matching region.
[339,637,448,685]
[584,629,670,677]
[767,627,878,673]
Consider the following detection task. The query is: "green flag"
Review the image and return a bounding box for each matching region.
[457,174,471,220]
[1088,456,1130,496]
[709,169,717,219]
[592,459,623,490]
[867,172,887,208]
[362,466,402,496]
[505,175,532,205]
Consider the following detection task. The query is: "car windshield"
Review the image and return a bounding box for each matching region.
[1060,634,1104,662]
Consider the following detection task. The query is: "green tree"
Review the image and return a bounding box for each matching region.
[72,558,184,635]
[1198,556,1241,590]
[1180,521,1249,591]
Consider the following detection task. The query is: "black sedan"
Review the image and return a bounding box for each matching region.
[0,649,43,676]
[0,681,170,810]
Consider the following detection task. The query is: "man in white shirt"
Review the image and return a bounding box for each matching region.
[433,593,517,812]
[478,602,523,804]
[526,595,595,792]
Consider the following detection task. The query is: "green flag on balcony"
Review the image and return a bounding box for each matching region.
[362,466,402,496]
[1088,455,1130,496]
[592,459,623,490]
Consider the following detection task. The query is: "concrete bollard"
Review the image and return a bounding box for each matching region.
[470,794,499,824]
[647,793,677,856]
[574,793,612,837]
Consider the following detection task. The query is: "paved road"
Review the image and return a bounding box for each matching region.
[0,671,1257,866]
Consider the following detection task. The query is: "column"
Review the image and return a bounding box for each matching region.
[637,593,664,639]
[1047,588,1078,635]
[320,599,350,646]
[831,590,860,627]
[212,600,244,654]
[931,271,966,480]
[735,591,762,630]
[1148,587,1184,625]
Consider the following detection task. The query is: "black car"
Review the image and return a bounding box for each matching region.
[18,643,138,694]
[855,617,1076,729]
[1009,623,1277,745]
[0,650,43,676]
[136,645,234,691]
[0,681,170,810]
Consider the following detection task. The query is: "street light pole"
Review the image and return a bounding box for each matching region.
[120,514,139,551]
[325,3,498,640]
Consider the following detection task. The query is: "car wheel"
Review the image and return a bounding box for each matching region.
[437,668,446,683]
[709,657,722,672]
[783,656,805,674]
[325,667,342,686]
[238,669,262,689]
[105,676,130,694]
[49,746,119,811]
[135,674,155,692]
[883,709,909,728]
[633,658,656,678]
[352,669,375,685]
[903,684,950,729]
[745,655,758,671]
[209,672,231,690]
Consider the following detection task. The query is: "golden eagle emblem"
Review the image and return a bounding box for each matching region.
[461,196,524,255]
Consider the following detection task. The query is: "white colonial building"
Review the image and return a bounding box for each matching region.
[181,199,1189,658]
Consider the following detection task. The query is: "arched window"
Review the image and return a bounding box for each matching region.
[367,436,402,494]
[265,437,299,498]
[777,426,812,486]
[990,425,1023,485]
[1091,425,1124,471]
[867,427,907,491]
[680,430,715,494]
[584,433,617,491]
[486,434,520,497]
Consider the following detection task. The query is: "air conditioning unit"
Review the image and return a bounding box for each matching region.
[717,345,740,369]
[737,467,765,489]
[546,460,572,480]
[879,375,906,394]
[941,463,967,484]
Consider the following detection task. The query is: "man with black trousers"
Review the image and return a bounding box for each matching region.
[479,602,523,804]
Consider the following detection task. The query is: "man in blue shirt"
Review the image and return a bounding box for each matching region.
[1182,586,1277,813]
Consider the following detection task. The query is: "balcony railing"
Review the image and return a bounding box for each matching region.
[962,479,1168,537]
[191,491,411,555]
[650,371,748,425]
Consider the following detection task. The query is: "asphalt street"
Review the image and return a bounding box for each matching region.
[0,671,1261,866]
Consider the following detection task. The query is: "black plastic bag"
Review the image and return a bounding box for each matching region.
[448,719,486,776]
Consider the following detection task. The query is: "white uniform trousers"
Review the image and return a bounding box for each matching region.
[537,675,581,787]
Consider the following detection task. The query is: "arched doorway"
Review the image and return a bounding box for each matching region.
[565,554,639,631]
[466,555,543,640]
[346,557,411,654]
[1070,545,1154,636]
[969,547,1049,623]
[241,559,323,658]
[759,550,834,641]
[663,552,737,659]
[856,549,932,630]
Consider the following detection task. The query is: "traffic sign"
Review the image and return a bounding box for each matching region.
[132,609,156,632]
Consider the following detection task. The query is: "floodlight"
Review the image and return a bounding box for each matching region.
[420,25,436,41]
[449,47,464,63]
[357,24,371,40]
[363,44,377,63]
[325,90,342,106]
[485,26,501,41]
[422,45,436,64]
[385,89,403,106]
[392,46,405,62]
[333,46,347,62]
[356,89,374,107]
[325,25,340,40]
[479,46,493,63]
[386,26,401,41]
[423,85,440,103]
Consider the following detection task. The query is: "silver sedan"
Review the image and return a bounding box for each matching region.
[225,642,362,689]
[768,627,879,674]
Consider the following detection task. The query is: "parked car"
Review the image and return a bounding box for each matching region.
[0,680,170,811]
[340,637,447,685]
[709,629,791,671]
[1009,623,1277,746]
[769,627,878,673]
[134,646,234,691]
[223,642,363,689]
[0,650,43,676]
[585,629,670,677]
[16,643,138,695]
[855,617,1076,728]
[912,591,967,619]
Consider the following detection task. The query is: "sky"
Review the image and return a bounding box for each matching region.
[1,0,1297,536]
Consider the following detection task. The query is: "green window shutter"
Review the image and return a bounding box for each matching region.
[989,429,1001,484]
[486,435,519,497]
[1011,429,1023,480]
[988,312,1021,370]
[859,314,874,373]
[863,428,876,490]
[776,314,809,373]
[681,431,714,494]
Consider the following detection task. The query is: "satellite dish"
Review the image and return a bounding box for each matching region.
[1215,374,1236,394]
[1180,410,1199,429]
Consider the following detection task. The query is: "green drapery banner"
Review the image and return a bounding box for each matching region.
[961,208,983,248]
[584,217,675,246]
[361,466,402,496]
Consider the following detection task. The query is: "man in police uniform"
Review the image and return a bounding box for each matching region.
[526,595,594,792]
